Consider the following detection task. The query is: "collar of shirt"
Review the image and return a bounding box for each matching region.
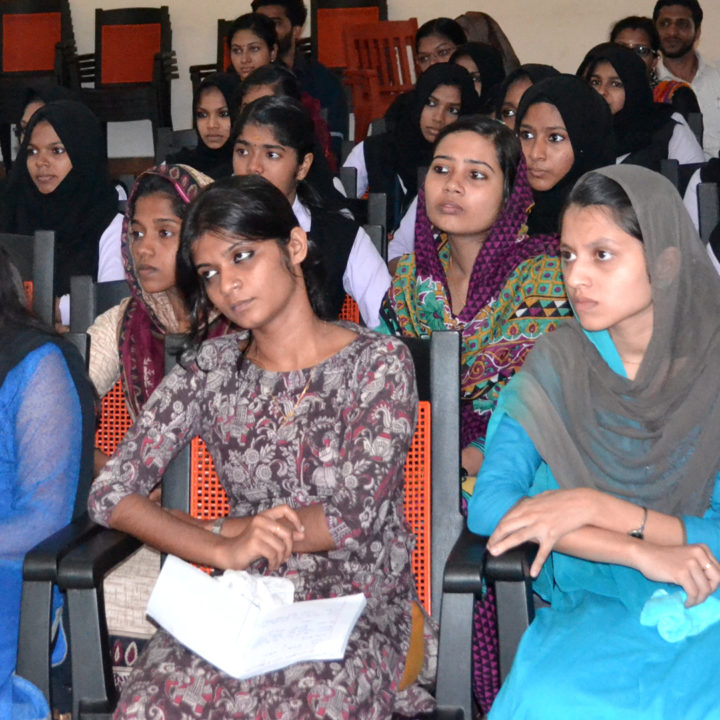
[291,196,312,232]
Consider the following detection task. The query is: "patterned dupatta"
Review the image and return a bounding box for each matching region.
[381,156,565,447]
[118,164,231,418]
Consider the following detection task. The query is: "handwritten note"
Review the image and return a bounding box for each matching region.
[146,555,366,679]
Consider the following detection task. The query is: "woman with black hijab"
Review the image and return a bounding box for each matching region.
[0,100,123,325]
[496,64,560,130]
[577,42,704,170]
[343,63,480,232]
[165,72,240,180]
[450,42,506,113]
[515,74,616,236]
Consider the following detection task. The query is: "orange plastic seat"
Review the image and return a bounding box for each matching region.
[343,19,418,142]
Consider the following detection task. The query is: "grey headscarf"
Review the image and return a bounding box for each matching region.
[497,164,720,516]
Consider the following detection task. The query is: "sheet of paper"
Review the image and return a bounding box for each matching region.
[146,555,366,680]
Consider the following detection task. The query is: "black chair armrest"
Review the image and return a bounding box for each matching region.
[442,526,487,594]
[58,527,141,589]
[485,540,538,582]
[23,515,100,582]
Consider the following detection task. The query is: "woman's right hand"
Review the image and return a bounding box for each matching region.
[217,505,305,572]
[633,541,720,607]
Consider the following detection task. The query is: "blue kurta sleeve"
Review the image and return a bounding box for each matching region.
[0,344,82,560]
[467,413,542,536]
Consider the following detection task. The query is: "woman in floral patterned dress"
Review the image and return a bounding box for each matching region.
[87,175,436,719]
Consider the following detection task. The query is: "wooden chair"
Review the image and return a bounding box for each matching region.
[310,0,388,70]
[0,230,55,327]
[70,7,178,154]
[0,0,76,170]
[343,19,418,142]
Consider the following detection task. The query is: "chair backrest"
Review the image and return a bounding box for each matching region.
[344,19,418,90]
[310,0,388,69]
[698,182,720,246]
[338,294,361,323]
[69,275,131,334]
[687,111,703,146]
[363,223,387,262]
[0,0,73,74]
[161,331,461,618]
[95,6,171,86]
[0,230,55,327]
[155,126,198,164]
[660,158,680,190]
[217,18,233,72]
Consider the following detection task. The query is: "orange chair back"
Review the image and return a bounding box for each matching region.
[316,6,380,69]
[338,294,361,324]
[343,19,418,141]
[2,12,61,72]
[95,379,133,455]
[100,23,162,84]
[23,281,33,310]
[188,404,432,612]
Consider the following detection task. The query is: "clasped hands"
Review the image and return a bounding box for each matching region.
[214,505,305,572]
[486,488,720,607]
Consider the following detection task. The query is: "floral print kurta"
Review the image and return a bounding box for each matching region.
[88,326,436,719]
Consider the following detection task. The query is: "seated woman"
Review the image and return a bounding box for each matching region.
[87,164,234,685]
[165,72,240,180]
[578,43,705,169]
[415,17,467,75]
[454,11,520,75]
[379,116,568,477]
[89,164,231,422]
[232,95,390,328]
[450,42,506,113]
[15,85,78,148]
[226,13,278,82]
[609,15,701,122]
[495,64,559,131]
[0,248,95,718]
[515,74,616,235]
[238,64,336,174]
[0,100,124,326]
[383,17,468,129]
[344,63,480,234]
[389,75,614,271]
[469,164,720,719]
[87,174,436,719]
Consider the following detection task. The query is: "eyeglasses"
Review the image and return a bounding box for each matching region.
[617,41,658,59]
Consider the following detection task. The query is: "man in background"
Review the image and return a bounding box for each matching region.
[252,0,349,160]
[654,0,720,157]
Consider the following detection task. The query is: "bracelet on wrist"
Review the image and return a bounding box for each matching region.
[211,516,226,535]
[629,506,648,540]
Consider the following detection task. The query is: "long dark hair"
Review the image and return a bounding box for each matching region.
[562,171,643,242]
[177,175,332,342]
[227,13,278,54]
[231,95,322,209]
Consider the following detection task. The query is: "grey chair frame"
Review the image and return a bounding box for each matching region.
[69,275,131,334]
[0,229,55,327]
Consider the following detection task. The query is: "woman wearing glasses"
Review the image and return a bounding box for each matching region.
[609,16,700,122]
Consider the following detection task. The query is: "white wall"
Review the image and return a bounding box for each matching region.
[67,0,720,156]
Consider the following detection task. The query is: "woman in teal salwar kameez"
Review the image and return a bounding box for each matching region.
[469,164,720,719]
